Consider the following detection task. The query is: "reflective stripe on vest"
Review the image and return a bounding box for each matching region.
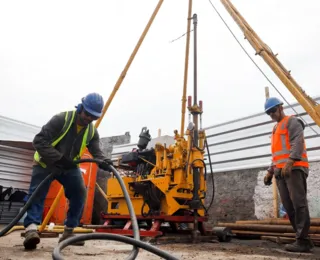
[34,111,95,168]
[271,115,309,168]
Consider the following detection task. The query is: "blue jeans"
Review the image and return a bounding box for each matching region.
[24,165,87,228]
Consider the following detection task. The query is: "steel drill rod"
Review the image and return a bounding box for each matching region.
[232,230,320,239]
[235,219,320,226]
[217,223,320,234]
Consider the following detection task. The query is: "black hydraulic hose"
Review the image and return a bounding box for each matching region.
[190,138,215,215]
[0,169,56,237]
[193,140,205,152]
[0,158,177,259]
[52,159,178,260]
[190,158,209,214]
[204,139,215,209]
[54,233,178,260]
[141,201,149,217]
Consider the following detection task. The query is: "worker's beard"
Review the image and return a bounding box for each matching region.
[77,114,91,126]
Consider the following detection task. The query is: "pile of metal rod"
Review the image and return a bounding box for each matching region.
[216,218,320,246]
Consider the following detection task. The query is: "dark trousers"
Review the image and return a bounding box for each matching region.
[24,165,87,228]
[276,169,310,240]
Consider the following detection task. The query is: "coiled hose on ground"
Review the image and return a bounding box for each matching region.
[0,159,178,260]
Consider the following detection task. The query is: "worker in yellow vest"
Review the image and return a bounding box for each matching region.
[263,97,313,252]
[23,93,112,250]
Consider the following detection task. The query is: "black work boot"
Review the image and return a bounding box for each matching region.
[23,230,40,250]
[58,227,85,246]
[309,239,314,250]
[285,239,312,253]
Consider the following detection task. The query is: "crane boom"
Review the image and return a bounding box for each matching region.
[220,0,320,127]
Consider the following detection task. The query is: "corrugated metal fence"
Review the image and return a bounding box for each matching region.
[0,115,39,223]
[204,97,320,172]
[112,97,320,173]
[0,145,33,224]
[0,145,33,191]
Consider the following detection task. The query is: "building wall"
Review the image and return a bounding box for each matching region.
[100,132,131,159]
[205,161,320,227]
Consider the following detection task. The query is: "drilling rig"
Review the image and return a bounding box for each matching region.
[98,14,218,240]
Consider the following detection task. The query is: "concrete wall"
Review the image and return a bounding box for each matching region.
[205,161,320,227]
[100,132,131,159]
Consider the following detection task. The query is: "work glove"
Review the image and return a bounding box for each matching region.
[55,156,77,170]
[263,171,273,186]
[281,159,294,177]
[99,159,113,171]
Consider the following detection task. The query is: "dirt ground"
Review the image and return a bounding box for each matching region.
[0,231,320,260]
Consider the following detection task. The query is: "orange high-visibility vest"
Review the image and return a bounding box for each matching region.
[271,115,309,168]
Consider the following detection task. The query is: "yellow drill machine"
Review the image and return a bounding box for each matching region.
[98,14,215,239]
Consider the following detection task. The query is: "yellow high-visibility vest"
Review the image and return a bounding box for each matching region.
[34,110,94,168]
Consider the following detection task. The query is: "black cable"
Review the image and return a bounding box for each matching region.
[0,158,177,260]
[141,201,149,217]
[53,233,178,260]
[191,158,210,215]
[193,140,205,152]
[52,159,177,260]
[190,158,208,214]
[205,139,215,211]
[73,160,139,260]
[190,139,215,215]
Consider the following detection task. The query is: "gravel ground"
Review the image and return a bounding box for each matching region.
[0,231,319,260]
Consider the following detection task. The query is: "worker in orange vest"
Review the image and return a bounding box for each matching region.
[263,97,313,253]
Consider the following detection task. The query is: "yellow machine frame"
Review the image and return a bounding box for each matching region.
[107,128,206,217]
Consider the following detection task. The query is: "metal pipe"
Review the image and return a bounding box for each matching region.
[38,0,164,232]
[220,0,320,127]
[232,230,320,239]
[232,230,296,237]
[38,187,64,232]
[95,182,109,202]
[217,223,320,234]
[190,13,200,243]
[82,225,126,229]
[193,14,198,108]
[236,219,320,226]
[180,0,193,137]
[191,14,200,206]
[199,100,203,129]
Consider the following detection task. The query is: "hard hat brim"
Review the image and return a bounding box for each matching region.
[82,103,102,117]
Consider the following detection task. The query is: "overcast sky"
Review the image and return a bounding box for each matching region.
[1,0,320,142]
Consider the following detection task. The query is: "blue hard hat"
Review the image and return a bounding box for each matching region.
[264,97,283,112]
[81,93,104,117]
